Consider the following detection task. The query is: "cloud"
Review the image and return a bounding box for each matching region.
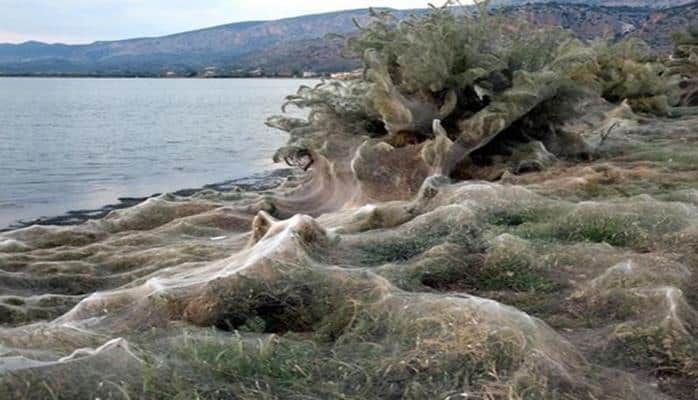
[0,0,445,44]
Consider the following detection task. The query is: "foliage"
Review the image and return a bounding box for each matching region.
[268,2,681,177]
[592,39,678,115]
[671,24,698,60]
[669,25,698,107]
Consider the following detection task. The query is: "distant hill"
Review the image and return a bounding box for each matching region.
[0,2,696,77]
[491,0,696,9]
[0,9,384,77]
[500,1,698,50]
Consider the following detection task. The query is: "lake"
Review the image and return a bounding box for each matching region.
[0,78,306,229]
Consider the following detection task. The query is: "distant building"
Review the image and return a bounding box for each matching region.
[275,70,295,78]
[250,68,265,77]
[620,22,636,35]
[302,71,319,78]
[331,69,363,81]
[202,67,218,78]
[229,68,248,77]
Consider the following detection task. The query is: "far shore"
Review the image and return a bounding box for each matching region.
[0,75,325,79]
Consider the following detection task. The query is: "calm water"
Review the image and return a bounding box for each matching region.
[0,78,307,229]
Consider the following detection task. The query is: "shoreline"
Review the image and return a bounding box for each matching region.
[0,168,296,233]
[0,75,326,79]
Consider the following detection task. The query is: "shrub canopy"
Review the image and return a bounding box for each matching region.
[270,2,681,176]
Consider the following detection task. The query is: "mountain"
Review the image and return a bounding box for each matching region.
[500,1,698,49]
[491,0,696,8]
[0,2,697,77]
[0,9,385,76]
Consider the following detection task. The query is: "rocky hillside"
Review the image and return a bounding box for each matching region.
[491,0,696,9]
[501,1,698,51]
[0,9,380,76]
[0,2,696,76]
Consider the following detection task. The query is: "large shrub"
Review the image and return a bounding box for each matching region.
[269,2,680,176]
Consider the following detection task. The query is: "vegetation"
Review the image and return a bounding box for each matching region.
[671,24,698,69]
[5,3,698,400]
[670,24,698,106]
[269,1,681,177]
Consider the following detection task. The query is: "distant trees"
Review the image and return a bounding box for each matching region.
[670,25,698,106]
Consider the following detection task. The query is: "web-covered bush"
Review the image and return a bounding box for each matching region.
[672,24,698,61]
[670,25,698,106]
[592,39,678,115]
[268,1,681,177]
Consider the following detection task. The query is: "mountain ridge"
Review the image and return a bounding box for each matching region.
[491,0,695,8]
[0,8,387,76]
[1,2,696,77]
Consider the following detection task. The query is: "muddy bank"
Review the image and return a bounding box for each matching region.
[1,168,298,233]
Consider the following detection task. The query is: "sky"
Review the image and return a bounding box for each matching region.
[0,0,440,44]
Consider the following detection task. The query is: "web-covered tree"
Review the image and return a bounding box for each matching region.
[670,24,698,106]
[268,1,683,181]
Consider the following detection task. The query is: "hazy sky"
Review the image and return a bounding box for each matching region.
[0,0,439,44]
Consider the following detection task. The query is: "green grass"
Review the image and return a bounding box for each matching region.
[603,324,698,377]
[480,237,557,292]
[620,143,698,171]
[142,334,324,399]
[138,307,531,400]
[509,210,652,249]
[353,222,480,266]
[488,207,551,227]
